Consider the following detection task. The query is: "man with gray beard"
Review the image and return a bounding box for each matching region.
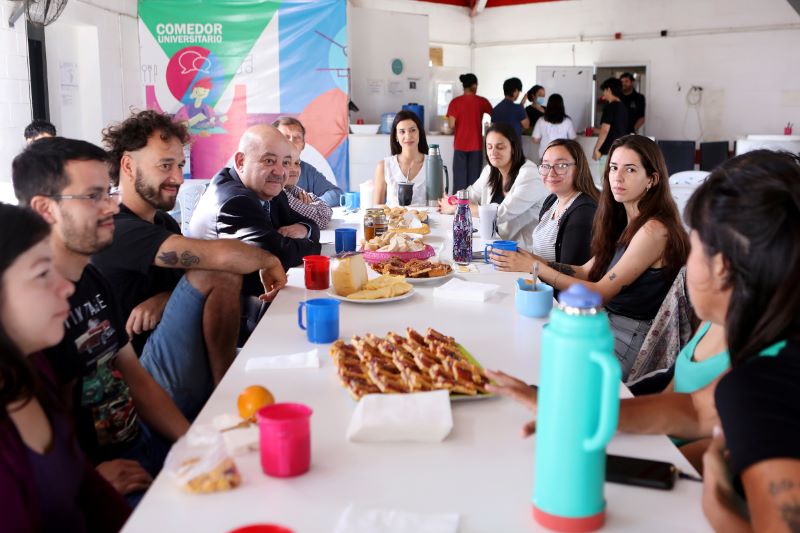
[92,110,287,420]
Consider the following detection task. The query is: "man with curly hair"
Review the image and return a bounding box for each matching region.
[92,110,287,420]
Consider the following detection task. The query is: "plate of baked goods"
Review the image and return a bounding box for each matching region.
[329,327,492,400]
[383,206,429,225]
[370,257,454,284]
[360,233,435,264]
[330,253,415,302]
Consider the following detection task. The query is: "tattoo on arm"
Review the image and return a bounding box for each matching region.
[769,479,800,531]
[547,261,576,276]
[180,251,200,267]
[157,251,178,266]
[609,272,617,281]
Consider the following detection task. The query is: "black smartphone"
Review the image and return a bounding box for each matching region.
[605,454,677,490]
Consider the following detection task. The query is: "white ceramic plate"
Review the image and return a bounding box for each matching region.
[326,287,415,304]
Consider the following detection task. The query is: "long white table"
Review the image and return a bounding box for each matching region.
[122,210,709,533]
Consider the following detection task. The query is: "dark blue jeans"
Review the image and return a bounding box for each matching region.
[452,150,483,193]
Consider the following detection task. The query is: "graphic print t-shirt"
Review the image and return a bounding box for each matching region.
[45,264,138,463]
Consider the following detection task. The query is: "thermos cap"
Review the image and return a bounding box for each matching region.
[558,284,602,309]
[456,189,469,200]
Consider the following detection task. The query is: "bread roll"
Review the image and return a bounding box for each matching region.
[332,254,368,296]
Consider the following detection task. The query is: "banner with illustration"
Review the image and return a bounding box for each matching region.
[138,0,349,188]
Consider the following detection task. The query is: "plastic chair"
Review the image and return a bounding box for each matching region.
[699,141,729,171]
[668,171,710,219]
[168,179,210,234]
[657,140,696,175]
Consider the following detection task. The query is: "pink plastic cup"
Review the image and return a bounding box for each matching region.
[256,403,313,477]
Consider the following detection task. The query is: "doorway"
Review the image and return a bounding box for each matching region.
[594,65,647,134]
[27,22,50,121]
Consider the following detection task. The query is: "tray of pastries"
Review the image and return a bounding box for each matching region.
[360,233,435,263]
[370,257,453,282]
[329,327,491,400]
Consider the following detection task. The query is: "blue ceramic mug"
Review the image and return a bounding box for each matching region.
[515,278,554,318]
[484,240,518,268]
[297,298,340,344]
[335,228,357,254]
[340,191,360,210]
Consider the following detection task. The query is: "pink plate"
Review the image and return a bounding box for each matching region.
[361,244,436,264]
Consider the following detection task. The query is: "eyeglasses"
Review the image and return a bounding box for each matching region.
[46,189,120,205]
[538,162,576,176]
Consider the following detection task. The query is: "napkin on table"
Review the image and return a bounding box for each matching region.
[211,414,259,455]
[244,348,320,372]
[333,504,459,533]
[346,390,453,443]
[433,278,500,302]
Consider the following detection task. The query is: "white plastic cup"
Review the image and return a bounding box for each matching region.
[359,181,375,210]
[478,204,498,241]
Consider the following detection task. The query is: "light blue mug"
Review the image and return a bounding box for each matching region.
[484,240,518,269]
[340,191,360,210]
[515,278,554,318]
[297,298,340,344]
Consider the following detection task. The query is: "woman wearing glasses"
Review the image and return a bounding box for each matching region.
[438,122,547,249]
[491,139,599,273]
[492,135,688,378]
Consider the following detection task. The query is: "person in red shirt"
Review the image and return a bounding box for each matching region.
[446,73,493,192]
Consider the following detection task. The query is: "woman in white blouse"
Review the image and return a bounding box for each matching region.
[532,94,576,162]
[373,110,428,206]
[438,122,548,249]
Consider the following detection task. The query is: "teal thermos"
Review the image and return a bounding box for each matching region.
[533,284,621,532]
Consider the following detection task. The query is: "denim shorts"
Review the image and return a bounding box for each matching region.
[140,275,212,421]
[608,311,653,380]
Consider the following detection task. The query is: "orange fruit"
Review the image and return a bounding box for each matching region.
[237,385,275,420]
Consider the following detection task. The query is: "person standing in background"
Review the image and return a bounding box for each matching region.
[491,77,530,143]
[523,85,546,133]
[593,78,630,174]
[23,119,56,143]
[620,73,646,133]
[531,94,577,162]
[446,73,493,191]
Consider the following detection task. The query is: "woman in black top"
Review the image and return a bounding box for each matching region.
[491,139,598,268]
[682,150,800,532]
[493,135,688,377]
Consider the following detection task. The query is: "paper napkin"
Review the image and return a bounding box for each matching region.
[346,390,453,443]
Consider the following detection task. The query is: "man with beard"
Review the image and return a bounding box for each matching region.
[189,124,322,288]
[91,111,287,420]
[12,137,191,505]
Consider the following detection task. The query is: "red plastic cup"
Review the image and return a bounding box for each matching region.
[303,255,330,290]
[585,126,594,136]
[257,403,313,478]
[228,526,294,533]
[786,127,794,136]
[356,118,365,125]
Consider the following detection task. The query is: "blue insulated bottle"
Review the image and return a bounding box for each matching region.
[533,284,621,532]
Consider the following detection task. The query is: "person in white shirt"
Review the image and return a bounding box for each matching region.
[438,123,548,249]
[373,110,429,207]
[532,94,576,162]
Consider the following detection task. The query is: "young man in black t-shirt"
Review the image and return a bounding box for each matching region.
[13,137,191,504]
[92,110,287,420]
[619,73,646,134]
[593,77,630,174]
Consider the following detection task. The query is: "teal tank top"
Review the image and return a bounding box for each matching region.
[674,322,730,394]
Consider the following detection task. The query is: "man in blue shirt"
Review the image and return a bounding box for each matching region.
[491,77,530,143]
[273,117,344,207]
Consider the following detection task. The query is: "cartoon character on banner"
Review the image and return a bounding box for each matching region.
[174,77,228,136]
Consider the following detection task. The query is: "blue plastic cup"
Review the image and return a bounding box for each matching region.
[515,279,554,318]
[297,298,340,344]
[485,240,518,269]
[339,192,360,210]
[334,228,358,254]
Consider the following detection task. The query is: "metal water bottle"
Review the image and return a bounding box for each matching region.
[425,145,449,207]
[452,189,472,265]
[533,284,621,532]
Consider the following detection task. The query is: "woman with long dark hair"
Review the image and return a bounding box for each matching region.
[531,94,577,161]
[683,151,800,532]
[438,122,547,248]
[0,204,130,531]
[493,135,689,377]
[490,138,599,271]
[373,110,430,206]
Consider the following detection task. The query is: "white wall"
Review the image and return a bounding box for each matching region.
[0,0,31,188]
[472,0,800,142]
[45,0,141,146]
